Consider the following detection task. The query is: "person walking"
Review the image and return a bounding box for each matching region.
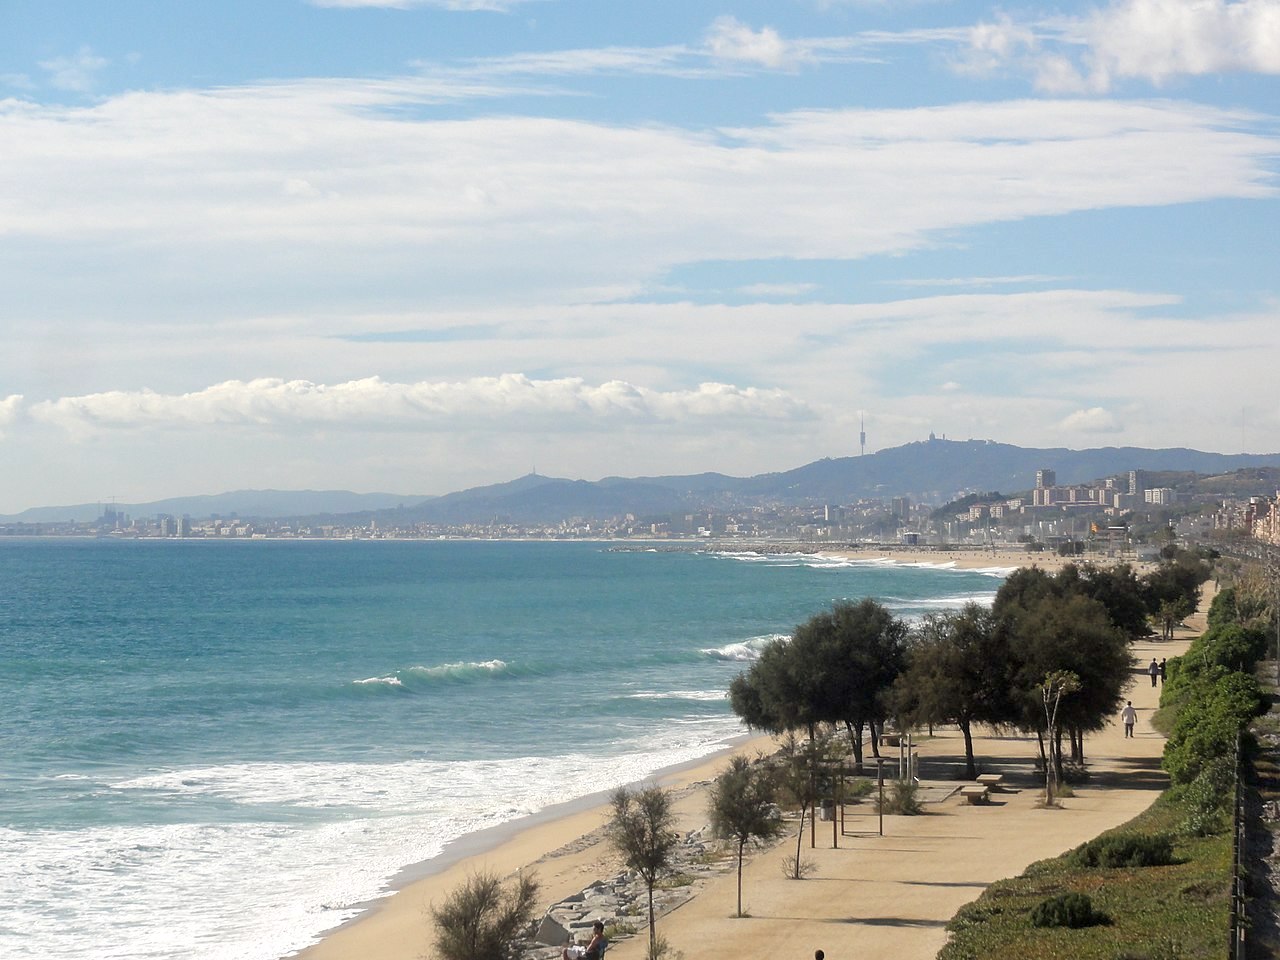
[1121,701,1137,738]
[1159,658,1167,684]
[1148,658,1159,687]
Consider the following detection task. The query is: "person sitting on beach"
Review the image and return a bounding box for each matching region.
[563,921,606,960]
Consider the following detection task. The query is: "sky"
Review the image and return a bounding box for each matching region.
[2,0,1279,512]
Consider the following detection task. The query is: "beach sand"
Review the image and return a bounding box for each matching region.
[291,578,1203,960]
[818,545,1149,574]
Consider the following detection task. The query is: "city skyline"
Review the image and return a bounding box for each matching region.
[3,0,1278,514]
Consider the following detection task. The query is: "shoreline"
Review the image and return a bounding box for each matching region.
[286,731,780,960]
[289,551,1168,960]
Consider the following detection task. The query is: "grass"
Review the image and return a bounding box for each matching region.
[938,792,1231,960]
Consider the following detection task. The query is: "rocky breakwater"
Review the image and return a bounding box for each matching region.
[519,819,786,959]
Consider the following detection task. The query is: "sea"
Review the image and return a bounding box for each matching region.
[0,538,1009,960]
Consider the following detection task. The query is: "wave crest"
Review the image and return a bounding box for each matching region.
[700,634,788,662]
[353,659,515,690]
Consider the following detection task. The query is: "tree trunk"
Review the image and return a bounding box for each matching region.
[794,804,807,878]
[736,840,745,916]
[851,720,865,771]
[1053,730,1065,785]
[869,720,882,759]
[647,884,656,952]
[960,719,976,779]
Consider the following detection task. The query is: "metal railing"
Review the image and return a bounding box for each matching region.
[1230,733,1246,960]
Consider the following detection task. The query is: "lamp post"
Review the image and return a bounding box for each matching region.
[875,757,886,837]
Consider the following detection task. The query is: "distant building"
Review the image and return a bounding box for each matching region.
[1144,488,1176,506]
[1035,469,1056,490]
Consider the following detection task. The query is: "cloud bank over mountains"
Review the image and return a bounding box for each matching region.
[19,377,812,435]
[2,0,1278,511]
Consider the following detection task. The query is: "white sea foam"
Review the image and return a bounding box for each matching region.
[626,689,728,702]
[700,634,788,662]
[711,551,1015,578]
[353,675,404,687]
[10,722,746,960]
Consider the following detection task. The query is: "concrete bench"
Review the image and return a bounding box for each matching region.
[976,774,1004,789]
[959,785,989,805]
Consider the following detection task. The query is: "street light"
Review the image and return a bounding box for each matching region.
[874,757,887,837]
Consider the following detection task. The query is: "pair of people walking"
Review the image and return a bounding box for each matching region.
[1148,657,1166,686]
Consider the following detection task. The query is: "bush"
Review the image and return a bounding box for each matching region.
[1030,892,1107,928]
[1069,831,1175,869]
[1179,756,1234,837]
[1162,667,1261,785]
[431,870,540,960]
[877,780,923,815]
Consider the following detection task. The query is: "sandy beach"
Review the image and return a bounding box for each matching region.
[817,545,1151,574]
[292,567,1197,960]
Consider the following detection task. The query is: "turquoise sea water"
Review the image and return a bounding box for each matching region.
[0,539,1007,960]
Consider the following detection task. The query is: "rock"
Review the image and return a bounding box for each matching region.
[535,913,572,946]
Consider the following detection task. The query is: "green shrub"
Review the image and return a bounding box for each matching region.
[1030,892,1107,928]
[845,777,874,799]
[877,779,923,815]
[1070,831,1175,869]
[1179,756,1234,837]
[1162,668,1261,784]
[1199,623,1270,671]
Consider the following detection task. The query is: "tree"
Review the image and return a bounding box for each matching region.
[728,601,907,769]
[1154,597,1193,641]
[431,870,540,960]
[895,604,1012,779]
[994,562,1150,638]
[1141,552,1211,625]
[819,599,908,768]
[607,785,678,954]
[728,636,821,738]
[1005,594,1130,776]
[708,755,783,916]
[1039,670,1080,806]
[773,733,837,872]
[1076,563,1150,638]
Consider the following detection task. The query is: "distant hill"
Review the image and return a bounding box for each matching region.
[378,439,1280,524]
[11,440,1280,526]
[1,489,433,523]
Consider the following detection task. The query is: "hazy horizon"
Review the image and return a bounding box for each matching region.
[4,1,1278,514]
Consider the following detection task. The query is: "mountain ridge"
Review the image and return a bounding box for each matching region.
[9,439,1280,525]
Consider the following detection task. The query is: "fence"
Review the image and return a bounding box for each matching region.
[1230,732,1246,960]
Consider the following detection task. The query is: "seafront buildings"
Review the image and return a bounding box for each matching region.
[9,465,1280,556]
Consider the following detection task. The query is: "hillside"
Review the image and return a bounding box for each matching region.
[11,440,1280,526]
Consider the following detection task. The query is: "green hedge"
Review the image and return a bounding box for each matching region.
[1068,831,1174,869]
[1030,893,1107,929]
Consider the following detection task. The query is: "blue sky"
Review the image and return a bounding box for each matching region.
[2,0,1278,511]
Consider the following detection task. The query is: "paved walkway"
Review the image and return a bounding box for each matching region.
[616,634,1189,960]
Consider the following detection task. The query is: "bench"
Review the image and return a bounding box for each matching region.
[976,773,1004,789]
[959,785,989,805]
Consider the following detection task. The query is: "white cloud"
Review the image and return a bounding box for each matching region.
[0,395,23,435]
[955,14,1038,76]
[1059,406,1125,433]
[965,0,1280,93]
[28,376,812,435]
[706,16,809,69]
[38,47,109,92]
[1,88,1272,325]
